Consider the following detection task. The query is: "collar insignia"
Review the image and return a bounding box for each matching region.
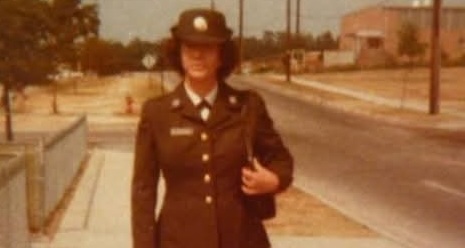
[228,95,238,105]
[171,98,181,109]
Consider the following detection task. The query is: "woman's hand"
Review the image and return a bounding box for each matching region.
[241,158,279,195]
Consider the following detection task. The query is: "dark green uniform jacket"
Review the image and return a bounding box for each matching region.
[131,82,293,248]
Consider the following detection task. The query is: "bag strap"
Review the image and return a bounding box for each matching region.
[241,91,257,164]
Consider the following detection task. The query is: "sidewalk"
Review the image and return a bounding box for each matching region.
[31,149,403,248]
[32,150,134,248]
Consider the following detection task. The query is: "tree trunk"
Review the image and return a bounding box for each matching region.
[52,81,59,114]
[3,82,14,141]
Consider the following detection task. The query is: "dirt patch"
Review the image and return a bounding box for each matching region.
[301,67,465,107]
[265,187,377,237]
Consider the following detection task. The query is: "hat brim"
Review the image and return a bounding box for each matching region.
[171,27,231,44]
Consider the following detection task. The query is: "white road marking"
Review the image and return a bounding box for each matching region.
[423,180,465,200]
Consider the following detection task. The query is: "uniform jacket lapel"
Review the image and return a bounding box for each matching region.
[170,82,243,127]
[171,83,204,123]
[207,82,242,129]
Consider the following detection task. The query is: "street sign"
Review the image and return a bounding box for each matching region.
[142,54,156,70]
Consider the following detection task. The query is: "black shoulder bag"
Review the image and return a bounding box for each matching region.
[242,92,276,220]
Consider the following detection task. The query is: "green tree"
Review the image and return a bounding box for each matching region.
[0,0,100,139]
[80,38,129,75]
[242,37,262,60]
[397,21,426,63]
[0,0,54,140]
[47,0,99,113]
[314,31,338,51]
[125,38,160,71]
[49,0,99,70]
[80,37,163,75]
[0,0,53,88]
[291,33,314,50]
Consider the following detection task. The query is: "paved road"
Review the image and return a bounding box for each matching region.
[231,77,465,248]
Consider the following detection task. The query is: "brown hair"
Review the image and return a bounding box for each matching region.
[162,37,238,82]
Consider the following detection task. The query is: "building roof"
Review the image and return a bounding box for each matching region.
[343,3,465,19]
[381,0,465,8]
[381,1,465,11]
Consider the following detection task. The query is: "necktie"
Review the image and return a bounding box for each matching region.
[197,100,211,121]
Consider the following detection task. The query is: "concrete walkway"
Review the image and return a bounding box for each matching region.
[32,150,133,248]
[31,149,404,248]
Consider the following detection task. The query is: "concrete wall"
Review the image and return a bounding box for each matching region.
[324,50,357,67]
[0,154,30,248]
[0,115,88,235]
[42,116,87,222]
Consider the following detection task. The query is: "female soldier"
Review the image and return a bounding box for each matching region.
[131,8,293,248]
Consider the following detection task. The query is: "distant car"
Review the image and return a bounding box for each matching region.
[49,70,84,81]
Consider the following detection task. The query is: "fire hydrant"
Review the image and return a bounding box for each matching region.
[125,95,134,114]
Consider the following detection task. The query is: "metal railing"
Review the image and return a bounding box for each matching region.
[0,153,30,248]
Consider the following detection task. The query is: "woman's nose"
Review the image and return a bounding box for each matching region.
[190,49,202,58]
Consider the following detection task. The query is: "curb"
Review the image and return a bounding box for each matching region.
[52,149,105,232]
[270,235,404,248]
[237,74,465,132]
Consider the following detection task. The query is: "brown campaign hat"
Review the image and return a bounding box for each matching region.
[171,8,232,44]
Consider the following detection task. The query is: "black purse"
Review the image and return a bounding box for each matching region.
[241,92,276,220]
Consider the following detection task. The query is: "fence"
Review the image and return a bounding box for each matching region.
[0,153,30,248]
[0,115,88,234]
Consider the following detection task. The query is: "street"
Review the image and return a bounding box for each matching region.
[231,77,465,248]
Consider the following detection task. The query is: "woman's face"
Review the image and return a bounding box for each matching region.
[181,42,221,83]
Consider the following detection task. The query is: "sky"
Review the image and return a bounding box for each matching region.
[87,0,465,43]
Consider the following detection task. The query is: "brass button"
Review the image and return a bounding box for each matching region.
[201,132,208,141]
[205,195,213,204]
[202,154,210,162]
[204,174,211,183]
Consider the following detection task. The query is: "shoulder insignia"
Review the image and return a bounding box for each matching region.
[171,98,181,109]
[228,95,238,105]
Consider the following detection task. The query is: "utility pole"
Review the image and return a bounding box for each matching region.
[238,0,244,74]
[210,0,215,10]
[429,0,441,114]
[296,0,301,36]
[285,0,291,82]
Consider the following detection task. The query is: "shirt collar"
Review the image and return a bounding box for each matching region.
[184,80,218,107]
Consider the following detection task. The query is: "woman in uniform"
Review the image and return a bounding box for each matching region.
[131,8,293,248]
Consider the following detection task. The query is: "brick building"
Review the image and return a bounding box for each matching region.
[340,3,465,66]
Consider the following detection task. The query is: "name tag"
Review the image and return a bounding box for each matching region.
[170,127,194,136]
